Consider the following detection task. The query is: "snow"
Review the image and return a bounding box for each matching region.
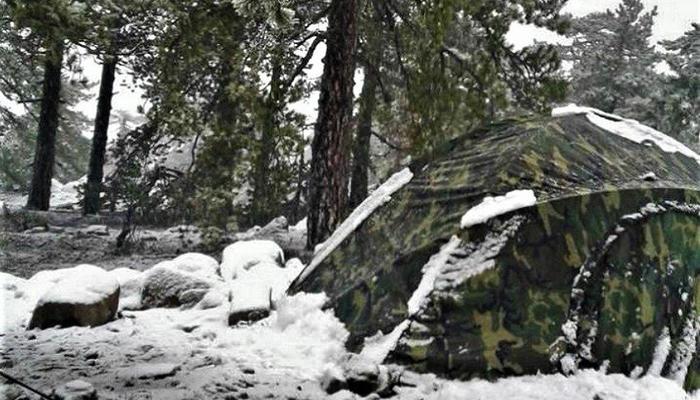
[2,242,699,399]
[46,176,85,209]
[437,216,524,291]
[552,104,700,165]
[295,168,414,285]
[108,267,144,311]
[400,369,696,400]
[460,189,536,228]
[220,240,285,280]
[666,313,699,385]
[406,236,461,315]
[359,320,411,364]
[35,264,119,306]
[360,216,525,364]
[647,327,671,377]
[168,252,220,280]
[140,262,223,309]
[291,217,308,232]
[0,272,33,333]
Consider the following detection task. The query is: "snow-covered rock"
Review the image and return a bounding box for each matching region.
[140,263,222,310]
[227,258,304,324]
[220,240,285,280]
[28,264,120,329]
[169,252,219,279]
[48,176,84,210]
[0,272,33,333]
[81,224,110,236]
[52,380,97,400]
[108,268,144,311]
[116,363,181,380]
[0,384,25,400]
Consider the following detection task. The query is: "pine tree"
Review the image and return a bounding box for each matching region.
[654,24,700,150]
[307,0,358,247]
[349,0,383,209]
[5,0,90,209]
[559,0,659,121]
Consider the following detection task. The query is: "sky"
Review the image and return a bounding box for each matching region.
[508,0,699,49]
[9,0,698,140]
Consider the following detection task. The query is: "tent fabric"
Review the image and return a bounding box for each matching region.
[289,113,700,388]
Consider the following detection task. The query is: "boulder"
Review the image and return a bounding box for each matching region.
[140,263,219,309]
[108,268,144,311]
[228,306,270,325]
[323,354,393,397]
[28,265,119,329]
[0,384,28,400]
[169,252,219,280]
[220,240,284,280]
[52,380,97,400]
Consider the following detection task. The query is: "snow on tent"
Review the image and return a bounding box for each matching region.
[289,106,700,390]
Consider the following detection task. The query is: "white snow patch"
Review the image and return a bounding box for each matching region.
[406,369,694,400]
[220,240,285,280]
[666,313,699,385]
[359,320,411,364]
[295,168,414,285]
[640,172,658,181]
[646,327,671,377]
[168,252,220,280]
[460,189,536,228]
[215,292,350,380]
[36,264,119,306]
[552,104,700,165]
[290,217,308,232]
[407,236,462,315]
[0,272,33,333]
[108,267,144,311]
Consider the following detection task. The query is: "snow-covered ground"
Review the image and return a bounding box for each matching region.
[2,239,698,399]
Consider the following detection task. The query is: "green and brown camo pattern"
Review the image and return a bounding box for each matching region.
[289,114,700,388]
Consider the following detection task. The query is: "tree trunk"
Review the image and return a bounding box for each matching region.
[349,60,380,208]
[250,60,282,225]
[84,54,118,215]
[26,40,64,211]
[307,0,358,248]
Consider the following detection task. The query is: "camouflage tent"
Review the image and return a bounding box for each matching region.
[289,107,700,389]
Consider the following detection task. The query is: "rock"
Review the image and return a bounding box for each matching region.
[323,355,392,397]
[258,216,289,235]
[24,226,47,234]
[83,225,109,236]
[118,363,180,380]
[220,240,285,280]
[195,289,227,310]
[52,380,97,400]
[169,253,219,280]
[28,265,120,329]
[140,263,219,309]
[0,384,28,400]
[228,306,270,326]
[108,268,143,311]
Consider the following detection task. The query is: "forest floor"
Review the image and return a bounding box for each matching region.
[1,191,699,400]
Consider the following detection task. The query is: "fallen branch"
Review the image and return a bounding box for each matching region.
[0,370,55,400]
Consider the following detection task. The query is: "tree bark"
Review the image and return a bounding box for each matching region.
[84,54,118,215]
[307,0,358,248]
[250,60,282,225]
[26,40,64,211]
[349,58,380,208]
